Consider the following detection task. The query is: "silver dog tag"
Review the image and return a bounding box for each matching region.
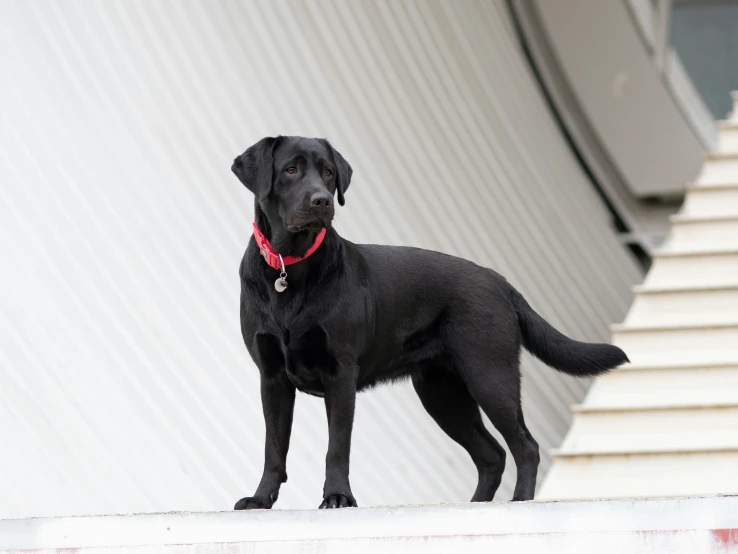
[274,254,288,292]
[274,255,288,293]
[275,275,288,292]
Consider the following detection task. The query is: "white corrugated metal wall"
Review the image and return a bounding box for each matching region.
[0,0,642,518]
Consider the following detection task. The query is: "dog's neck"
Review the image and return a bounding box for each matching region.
[254,204,322,259]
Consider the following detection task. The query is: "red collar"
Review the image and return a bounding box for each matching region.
[252,221,327,270]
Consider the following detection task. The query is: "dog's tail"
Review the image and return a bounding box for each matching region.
[510,287,629,377]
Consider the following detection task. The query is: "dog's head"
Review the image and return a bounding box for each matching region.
[232,136,352,233]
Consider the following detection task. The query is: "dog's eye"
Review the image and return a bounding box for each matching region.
[323,169,333,178]
[285,167,297,175]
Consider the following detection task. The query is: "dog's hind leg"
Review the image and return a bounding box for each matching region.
[461,358,540,501]
[412,366,506,502]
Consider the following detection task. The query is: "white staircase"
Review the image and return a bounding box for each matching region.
[540,92,738,500]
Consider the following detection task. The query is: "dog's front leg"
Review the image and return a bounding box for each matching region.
[320,373,358,508]
[234,376,295,510]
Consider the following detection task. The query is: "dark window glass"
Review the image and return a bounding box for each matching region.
[671,1,738,119]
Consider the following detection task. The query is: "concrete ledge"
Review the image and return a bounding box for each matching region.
[1,496,737,553]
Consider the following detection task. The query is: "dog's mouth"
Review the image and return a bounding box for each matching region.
[286,219,331,233]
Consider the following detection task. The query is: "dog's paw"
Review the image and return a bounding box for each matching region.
[319,493,357,509]
[234,496,273,510]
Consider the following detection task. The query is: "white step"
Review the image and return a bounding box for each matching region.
[611,322,738,366]
[624,284,738,326]
[643,248,738,288]
[586,362,738,407]
[681,183,738,218]
[4,498,738,554]
[667,214,738,250]
[561,404,738,453]
[717,122,738,155]
[695,152,738,185]
[539,449,738,499]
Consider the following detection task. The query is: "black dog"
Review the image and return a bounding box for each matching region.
[232,136,628,510]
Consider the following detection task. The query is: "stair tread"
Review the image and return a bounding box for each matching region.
[704,151,738,160]
[571,402,738,414]
[633,283,738,294]
[653,247,738,258]
[611,321,738,332]
[552,446,738,458]
[669,213,738,223]
[614,361,738,372]
[686,182,738,191]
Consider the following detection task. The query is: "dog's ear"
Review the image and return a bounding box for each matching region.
[231,136,280,200]
[326,141,353,206]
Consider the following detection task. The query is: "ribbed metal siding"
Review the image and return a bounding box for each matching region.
[0,0,642,518]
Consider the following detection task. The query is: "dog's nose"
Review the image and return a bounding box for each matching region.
[310,191,333,209]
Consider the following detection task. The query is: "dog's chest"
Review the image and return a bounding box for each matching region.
[284,357,325,397]
[279,325,337,398]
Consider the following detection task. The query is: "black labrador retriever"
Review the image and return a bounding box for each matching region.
[231,136,628,510]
